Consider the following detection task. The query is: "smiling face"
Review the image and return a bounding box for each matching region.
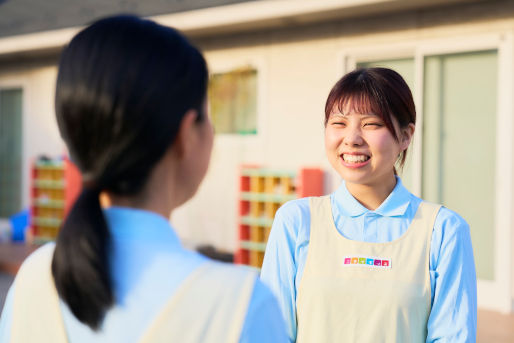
[325,106,413,190]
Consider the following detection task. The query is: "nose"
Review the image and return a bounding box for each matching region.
[343,126,364,146]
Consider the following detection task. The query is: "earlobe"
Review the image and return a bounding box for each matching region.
[175,109,198,158]
[400,123,415,150]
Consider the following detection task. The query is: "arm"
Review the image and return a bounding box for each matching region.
[426,208,477,342]
[239,279,289,343]
[261,201,307,343]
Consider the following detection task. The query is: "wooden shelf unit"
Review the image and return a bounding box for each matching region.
[235,167,323,268]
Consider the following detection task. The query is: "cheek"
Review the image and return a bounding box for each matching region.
[205,120,214,149]
[324,128,340,149]
[373,134,401,157]
[205,131,214,163]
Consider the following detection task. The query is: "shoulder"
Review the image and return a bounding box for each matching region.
[270,197,312,241]
[277,197,311,219]
[202,260,258,285]
[433,205,470,234]
[196,261,259,313]
[12,243,56,301]
[431,205,472,257]
[17,242,55,276]
[274,197,312,227]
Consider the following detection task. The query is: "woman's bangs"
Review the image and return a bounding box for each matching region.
[331,91,384,120]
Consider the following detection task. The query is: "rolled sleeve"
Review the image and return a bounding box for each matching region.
[427,208,477,342]
[261,200,309,343]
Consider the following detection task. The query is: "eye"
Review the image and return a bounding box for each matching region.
[363,122,383,128]
[332,122,347,128]
[329,119,346,127]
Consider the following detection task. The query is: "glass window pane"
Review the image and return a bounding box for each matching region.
[0,88,23,218]
[357,58,415,189]
[208,67,257,135]
[423,50,497,280]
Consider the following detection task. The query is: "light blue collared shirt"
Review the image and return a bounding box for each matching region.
[260,177,477,343]
[0,207,288,342]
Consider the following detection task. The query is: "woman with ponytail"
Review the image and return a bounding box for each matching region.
[0,15,287,343]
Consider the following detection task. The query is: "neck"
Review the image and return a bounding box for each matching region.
[345,175,397,210]
[105,150,185,219]
[107,188,176,219]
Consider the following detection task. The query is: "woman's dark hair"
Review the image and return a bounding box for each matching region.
[324,67,416,169]
[52,15,208,330]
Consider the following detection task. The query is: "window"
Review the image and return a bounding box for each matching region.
[0,88,23,218]
[357,50,498,280]
[423,50,497,280]
[208,66,257,135]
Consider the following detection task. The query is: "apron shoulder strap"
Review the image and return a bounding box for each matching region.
[140,261,257,343]
[11,243,68,343]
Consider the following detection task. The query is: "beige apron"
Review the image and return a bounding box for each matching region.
[10,244,256,343]
[296,196,440,343]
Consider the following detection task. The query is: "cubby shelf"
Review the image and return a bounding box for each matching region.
[30,157,81,242]
[33,179,66,189]
[240,192,296,203]
[240,240,267,252]
[240,216,274,227]
[235,166,323,269]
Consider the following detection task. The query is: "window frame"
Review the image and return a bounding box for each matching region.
[205,53,267,146]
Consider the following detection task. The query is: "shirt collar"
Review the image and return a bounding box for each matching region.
[103,206,182,248]
[333,176,412,217]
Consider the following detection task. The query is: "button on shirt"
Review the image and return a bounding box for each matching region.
[260,177,477,343]
[0,207,288,343]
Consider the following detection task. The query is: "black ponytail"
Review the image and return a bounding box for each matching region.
[52,188,112,329]
[52,15,208,330]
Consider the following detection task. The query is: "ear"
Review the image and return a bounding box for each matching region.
[400,123,415,151]
[174,109,198,159]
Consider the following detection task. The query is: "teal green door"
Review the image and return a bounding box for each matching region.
[357,50,498,281]
[0,88,23,218]
[423,51,497,280]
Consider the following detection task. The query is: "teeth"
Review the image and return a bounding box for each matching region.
[343,154,369,163]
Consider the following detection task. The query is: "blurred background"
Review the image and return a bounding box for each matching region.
[0,0,513,341]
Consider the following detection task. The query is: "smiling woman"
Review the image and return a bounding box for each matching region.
[260,67,477,343]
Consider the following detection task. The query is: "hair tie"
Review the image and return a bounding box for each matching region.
[82,173,101,192]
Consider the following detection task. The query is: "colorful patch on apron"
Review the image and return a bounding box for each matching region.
[343,256,391,269]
